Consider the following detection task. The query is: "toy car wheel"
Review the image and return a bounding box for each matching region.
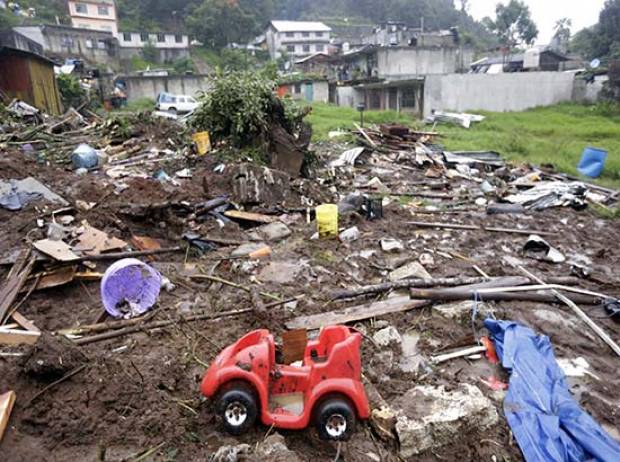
[314,398,356,441]
[216,383,258,435]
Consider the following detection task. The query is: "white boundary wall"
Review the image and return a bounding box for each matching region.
[423,72,576,116]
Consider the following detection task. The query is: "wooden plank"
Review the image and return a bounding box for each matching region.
[73,222,127,256]
[0,391,16,442]
[223,210,277,224]
[0,329,41,345]
[33,239,79,262]
[354,123,378,147]
[282,329,308,364]
[405,221,555,237]
[0,251,36,324]
[11,312,40,333]
[286,296,430,330]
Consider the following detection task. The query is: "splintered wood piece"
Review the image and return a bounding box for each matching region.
[30,266,77,291]
[33,239,79,262]
[282,329,308,364]
[0,250,36,324]
[0,391,16,442]
[10,312,40,333]
[286,297,430,330]
[131,236,162,251]
[223,211,277,224]
[73,222,127,256]
[0,329,41,345]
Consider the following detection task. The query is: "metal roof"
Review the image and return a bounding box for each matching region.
[270,21,331,33]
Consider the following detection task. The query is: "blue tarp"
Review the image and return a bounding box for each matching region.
[484,319,620,461]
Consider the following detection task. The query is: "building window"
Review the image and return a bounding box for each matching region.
[98,5,109,16]
[294,83,301,94]
[140,33,149,42]
[98,39,106,49]
[286,45,295,52]
[316,44,324,52]
[85,39,93,48]
[302,44,310,52]
[157,33,165,43]
[123,32,132,42]
[175,34,183,43]
[285,32,294,38]
[302,32,310,37]
[401,87,417,108]
[75,3,88,14]
[316,32,324,37]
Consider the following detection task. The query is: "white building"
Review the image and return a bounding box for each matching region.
[265,20,331,59]
[67,0,118,36]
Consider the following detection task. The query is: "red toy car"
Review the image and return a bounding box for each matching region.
[200,325,370,440]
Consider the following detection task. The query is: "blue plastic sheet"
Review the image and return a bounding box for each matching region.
[484,319,620,461]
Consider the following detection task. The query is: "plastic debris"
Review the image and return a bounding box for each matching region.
[577,147,607,178]
[100,259,162,319]
[523,235,566,263]
[339,226,360,242]
[330,147,365,167]
[485,319,620,461]
[71,144,99,170]
[505,181,588,210]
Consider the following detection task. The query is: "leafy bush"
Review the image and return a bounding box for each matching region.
[57,74,86,108]
[189,70,307,148]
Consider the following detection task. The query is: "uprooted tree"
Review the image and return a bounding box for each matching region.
[189,70,313,176]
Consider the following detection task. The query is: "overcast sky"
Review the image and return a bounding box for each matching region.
[467,0,605,44]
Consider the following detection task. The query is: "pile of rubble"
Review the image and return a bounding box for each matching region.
[0,104,619,462]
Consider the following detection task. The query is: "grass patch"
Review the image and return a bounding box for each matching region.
[307,102,415,141]
[438,103,620,190]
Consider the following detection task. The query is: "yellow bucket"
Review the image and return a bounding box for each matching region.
[192,131,211,155]
[316,204,338,239]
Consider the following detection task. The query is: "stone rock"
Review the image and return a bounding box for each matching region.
[380,238,404,253]
[258,222,292,241]
[388,261,431,282]
[371,406,398,441]
[231,242,268,258]
[399,331,424,374]
[231,163,291,205]
[373,326,402,347]
[394,384,499,458]
[210,443,251,462]
[433,300,490,320]
[256,433,301,462]
[258,261,302,284]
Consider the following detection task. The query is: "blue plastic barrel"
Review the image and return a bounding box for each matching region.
[577,147,608,178]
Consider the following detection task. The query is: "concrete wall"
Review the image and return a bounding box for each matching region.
[377,47,473,79]
[119,47,189,63]
[573,75,608,103]
[120,74,211,101]
[118,32,189,49]
[280,80,329,103]
[423,72,575,116]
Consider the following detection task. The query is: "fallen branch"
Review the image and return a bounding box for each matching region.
[330,276,581,301]
[190,274,281,301]
[406,221,555,236]
[409,288,600,305]
[73,308,253,345]
[431,345,487,364]
[70,246,183,263]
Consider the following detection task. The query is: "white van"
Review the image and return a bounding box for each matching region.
[156,92,199,114]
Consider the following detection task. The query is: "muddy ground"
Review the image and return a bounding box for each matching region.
[0,133,619,462]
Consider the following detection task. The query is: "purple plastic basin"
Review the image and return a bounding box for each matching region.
[101,258,162,318]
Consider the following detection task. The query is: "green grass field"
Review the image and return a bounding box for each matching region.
[307,102,620,190]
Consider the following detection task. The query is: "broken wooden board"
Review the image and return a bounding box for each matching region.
[0,391,16,442]
[10,312,40,333]
[27,266,77,291]
[286,296,430,330]
[224,210,277,224]
[73,222,127,256]
[0,250,36,324]
[282,329,308,364]
[33,239,79,262]
[131,235,162,251]
[0,329,40,345]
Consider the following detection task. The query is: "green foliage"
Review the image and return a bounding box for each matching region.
[189,69,307,148]
[142,41,159,63]
[572,0,620,61]
[0,8,18,28]
[57,74,86,108]
[172,57,195,74]
[123,98,156,112]
[130,55,157,71]
[219,48,259,72]
[482,0,538,47]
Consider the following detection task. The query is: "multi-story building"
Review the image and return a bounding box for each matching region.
[265,20,331,59]
[68,0,118,36]
[118,32,190,62]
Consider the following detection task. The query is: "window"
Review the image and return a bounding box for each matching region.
[401,87,417,108]
[75,3,87,14]
[302,32,310,37]
[187,97,196,103]
[85,39,93,49]
[285,32,294,38]
[302,44,310,52]
[178,97,186,103]
[286,45,295,52]
[294,83,301,94]
[98,39,106,49]
[315,32,324,37]
[157,33,165,43]
[140,33,149,42]
[175,35,183,43]
[123,32,131,42]
[316,44,324,52]
[98,5,109,16]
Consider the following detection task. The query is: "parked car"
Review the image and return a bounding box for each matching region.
[200,326,370,440]
[155,92,199,114]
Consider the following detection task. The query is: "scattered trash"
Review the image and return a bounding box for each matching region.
[316,204,338,239]
[505,181,588,210]
[339,226,360,242]
[577,147,608,178]
[71,144,99,170]
[192,131,211,155]
[485,319,620,461]
[523,235,566,263]
[603,299,620,322]
[380,238,404,253]
[0,177,68,211]
[425,110,485,129]
[363,197,383,220]
[330,147,366,167]
[100,259,162,319]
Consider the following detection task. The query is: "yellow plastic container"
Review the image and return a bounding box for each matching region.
[192,131,211,155]
[316,204,338,239]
